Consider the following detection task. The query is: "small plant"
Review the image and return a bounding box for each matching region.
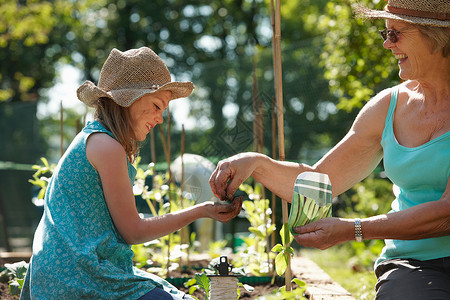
[4,261,28,296]
[271,223,294,277]
[233,184,276,276]
[255,278,307,300]
[28,157,56,203]
[193,273,210,300]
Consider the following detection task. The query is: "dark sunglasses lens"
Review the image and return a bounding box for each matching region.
[379,29,398,43]
[387,30,398,43]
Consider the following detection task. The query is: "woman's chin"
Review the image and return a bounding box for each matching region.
[398,70,410,81]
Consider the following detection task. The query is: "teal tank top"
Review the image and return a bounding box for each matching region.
[21,121,187,299]
[376,88,450,267]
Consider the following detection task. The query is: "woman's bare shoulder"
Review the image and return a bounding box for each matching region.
[354,87,393,125]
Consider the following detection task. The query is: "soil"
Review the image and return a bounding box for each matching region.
[0,282,16,300]
[0,280,292,300]
[0,258,305,299]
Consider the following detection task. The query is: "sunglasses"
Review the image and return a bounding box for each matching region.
[379,26,412,43]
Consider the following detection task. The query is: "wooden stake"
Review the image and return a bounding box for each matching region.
[158,107,173,277]
[271,0,292,290]
[180,124,190,266]
[271,96,277,267]
[180,124,185,208]
[252,53,272,273]
[166,106,172,277]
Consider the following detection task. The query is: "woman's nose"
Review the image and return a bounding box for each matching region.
[383,39,393,50]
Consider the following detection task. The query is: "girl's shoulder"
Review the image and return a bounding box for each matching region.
[86,132,126,171]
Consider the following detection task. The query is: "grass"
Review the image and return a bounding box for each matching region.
[299,247,377,300]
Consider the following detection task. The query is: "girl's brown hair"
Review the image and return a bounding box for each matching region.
[94,97,139,163]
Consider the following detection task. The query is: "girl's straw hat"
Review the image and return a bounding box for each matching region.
[354,0,450,27]
[77,47,194,107]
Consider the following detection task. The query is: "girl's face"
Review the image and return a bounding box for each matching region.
[129,90,171,141]
[383,19,438,81]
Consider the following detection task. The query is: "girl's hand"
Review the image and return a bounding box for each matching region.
[204,196,243,223]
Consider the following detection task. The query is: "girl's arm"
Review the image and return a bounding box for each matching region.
[87,133,242,245]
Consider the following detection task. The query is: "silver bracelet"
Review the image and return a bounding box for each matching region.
[354,218,363,242]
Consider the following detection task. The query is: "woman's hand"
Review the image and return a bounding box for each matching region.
[209,153,261,201]
[293,218,354,250]
[203,196,243,223]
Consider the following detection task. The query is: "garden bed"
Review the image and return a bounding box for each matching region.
[0,252,354,299]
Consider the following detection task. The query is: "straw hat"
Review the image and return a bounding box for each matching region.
[354,0,450,27]
[77,47,194,107]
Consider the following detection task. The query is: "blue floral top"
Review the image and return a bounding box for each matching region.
[21,121,184,299]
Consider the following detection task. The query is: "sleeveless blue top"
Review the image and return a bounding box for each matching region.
[21,121,185,299]
[376,88,450,267]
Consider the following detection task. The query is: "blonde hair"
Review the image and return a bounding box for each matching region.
[416,25,450,57]
[94,98,139,163]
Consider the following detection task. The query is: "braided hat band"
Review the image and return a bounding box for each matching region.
[77,47,194,107]
[354,0,450,27]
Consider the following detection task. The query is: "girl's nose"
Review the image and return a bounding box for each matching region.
[155,113,164,124]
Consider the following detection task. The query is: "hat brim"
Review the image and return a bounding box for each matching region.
[77,80,194,107]
[353,4,450,27]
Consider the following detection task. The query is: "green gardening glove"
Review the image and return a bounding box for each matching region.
[288,171,332,236]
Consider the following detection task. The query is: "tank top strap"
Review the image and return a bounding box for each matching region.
[382,88,398,140]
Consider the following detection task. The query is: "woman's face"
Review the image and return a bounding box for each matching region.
[129,90,171,141]
[383,19,438,81]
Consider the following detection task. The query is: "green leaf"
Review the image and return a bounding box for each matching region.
[188,286,198,295]
[5,261,27,279]
[184,278,197,287]
[275,252,288,276]
[248,226,265,239]
[285,246,294,255]
[280,223,292,246]
[254,183,261,195]
[292,278,306,287]
[9,280,22,296]
[271,243,283,253]
[40,157,49,167]
[194,273,210,299]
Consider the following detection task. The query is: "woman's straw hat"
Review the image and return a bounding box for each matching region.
[77,47,194,107]
[354,0,450,27]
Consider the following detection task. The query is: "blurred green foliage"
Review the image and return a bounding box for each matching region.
[1,0,403,166]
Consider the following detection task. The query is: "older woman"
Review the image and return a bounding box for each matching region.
[209,0,449,298]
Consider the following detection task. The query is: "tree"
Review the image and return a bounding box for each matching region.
[1,0,400,163]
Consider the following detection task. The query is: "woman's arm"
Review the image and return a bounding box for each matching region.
[210,88,392,201]
[363,176,450,240]
[86,133,242,245]
[294,176,450,249]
